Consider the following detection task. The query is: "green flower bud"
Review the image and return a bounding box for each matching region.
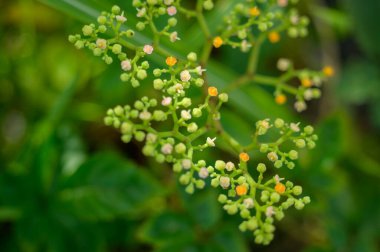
[98,25,107,33]
[82,25,93,36]
[93,48,102,56]
[264,223,275,233]
[274,160,283,168]
[215,160,226,170]
[153,110,166,121]
[295,200,305,210]
[195,78,204,87]
[258,23,268,31]
[226,204,238,215]
[185,183,194,194]
[111,5,121,14]
[130,109,139,118]
[274,118,284,128]
[112,44,122,54]
[195,180,205,189]
[74,40,84,49]
[228,189,236,197]
[139,61,149,70]
[153,69,161,77]
[121,134,132,143]
[285,181,293,188]
[114,105,124,116]
[97,15,107,24]
[168,17,177,26]
[304,125,314,134]
[187,123,198,133]
[257,163,267,173]
[173,163,182,173]
[255,235,264,244]
[218,194,227,203]
[175,143,186,154]
[134,101,144,110]
[237,176,246,184]
[153,79,164,90]
[239,222,247,232]
[187,52,197,62]
[113,118,120,128]
[147,0,157,5]
[203,0,214,10]
[261,192,269,202]
[125,29,135,37]
[240,209,250,219]
[136,69,147,80]
[260,144,269,153]
[135,131,146,142]
[303,196,311,204]
[120,73,130,82]
[192,108,202,118]
[270,192,280,203]
[158,7,166,15]
[246,218,258,230]
[267,151,278,162]
[307,141,316,149]
[288,150,298,160]
[104,56,113,65]
[207,166,214,173]
[181,98,192,108]
[68,35,77,43]
[121,122,133,134]
[104,116,113,126]
[287,162,295,169]
[179,173,190,185]
[218,93,229,102]
[288,27,299,38]
[295,139,306,148]
[142,145,155,156]
[156,154,165,163]
[211,178,219,187]
[136,22,145,31]
[275,210,284,221]
[292,185,302,195]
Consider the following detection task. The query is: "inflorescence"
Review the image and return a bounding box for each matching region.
[69,0,334,245]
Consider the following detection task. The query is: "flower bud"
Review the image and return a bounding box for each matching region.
[257,163,267,173]
[175,143,186,154]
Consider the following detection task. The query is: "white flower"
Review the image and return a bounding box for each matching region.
[266,206,275,217]
[277,58,291,71]
[195,66,206,76]
[143,44,154,54]
[174,83,183,93]
[180,70,191,82]
[304,89,313,101]
[167,6,177,16]
[241,40,251,52]
[136,8,146,17]
[274,174,284,184]
[121,60,132,71]
[290,14,299,25]
[161,143,173,155]
[206,137,216,147]
[182,159,192,169]
[181,110,191,120]
[290,122,301,132]
[161,96,172,106]
[219,176,230,189]
[146,133,157,143]
[116,12,127,23]
[225,162,235,171]
[243,198,254,209]
[267,152,278,162]
[294,101,307,112]
[139,111,152,120]
[96,38,107,49]
[170,31,180,42]
[198,167,209,179]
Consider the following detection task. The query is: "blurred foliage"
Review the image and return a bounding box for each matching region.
[0,0,379,251]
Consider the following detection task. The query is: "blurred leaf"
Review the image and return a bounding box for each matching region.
[312,6,352,36]
[139,211,195,245]
[58,152,165,220]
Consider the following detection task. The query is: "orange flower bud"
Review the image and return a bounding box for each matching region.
[275,183,286,194]
[236,185,248,196]
[213,36,223,48]
[208,86,218,96]
[239,152,250,162]
[268,32,280,43]
[301,78,312,88]
[249,7,260,17]
[275,94,287,105]
[166,56,177,66]
[323,66,334,77]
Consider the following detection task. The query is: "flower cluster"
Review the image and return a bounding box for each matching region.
[69,1,328,245]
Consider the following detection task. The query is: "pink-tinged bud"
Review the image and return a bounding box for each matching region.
[121,60,132,71]
[143,44,154,54]
[167,6,177,16]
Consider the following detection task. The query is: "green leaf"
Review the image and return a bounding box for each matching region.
[57,152,164,221]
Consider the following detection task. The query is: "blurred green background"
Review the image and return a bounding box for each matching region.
[1,0,379,251]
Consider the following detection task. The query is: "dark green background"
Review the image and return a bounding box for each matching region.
[0,0,379,251]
